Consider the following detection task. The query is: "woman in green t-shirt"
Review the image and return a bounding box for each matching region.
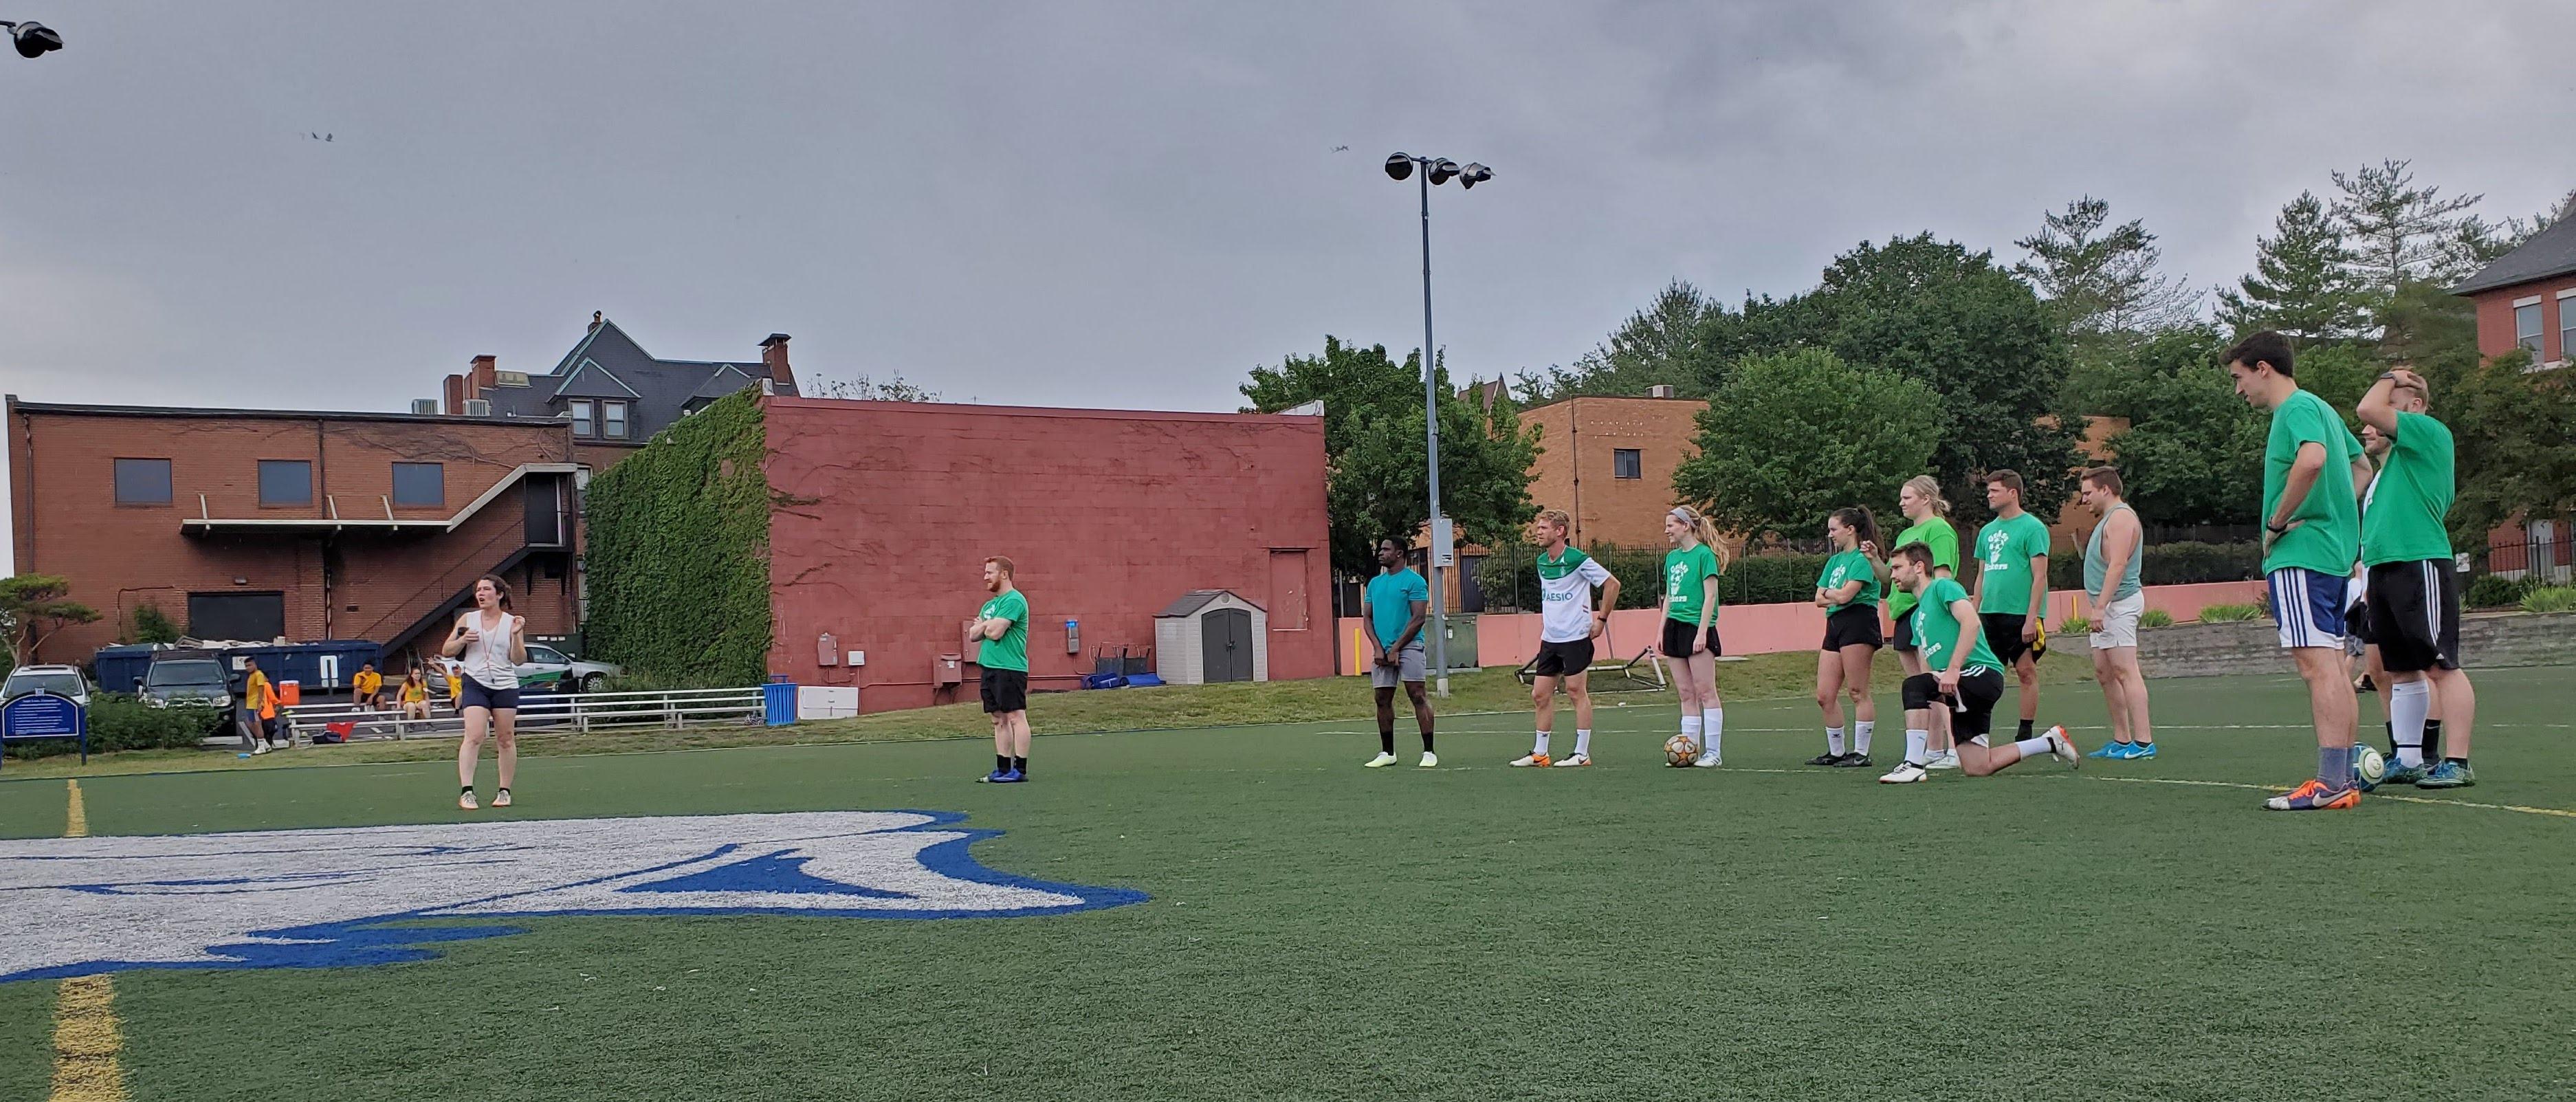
[1889,475,1961,769]
[1660,506,1728,767]
[1809,506,1889,767]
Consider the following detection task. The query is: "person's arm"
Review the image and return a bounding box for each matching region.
[2356,372,2402,436]
[509,617,528,664]
[2024,549,2048,641]
[1969,536,1988,608]
[1593,574,1620,639]
[1824,579,1865,605]
[441,614,474,658]
[1697,573,1718,631]
[1393,599,1428,651]
[2091,509,2139,620]
[2265,441,2328,548]
[1941,595,1978,694]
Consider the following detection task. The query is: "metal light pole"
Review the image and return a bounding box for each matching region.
[1385,153,1491,697]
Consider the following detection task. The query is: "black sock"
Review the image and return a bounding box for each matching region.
[2386,720,2398,756]
[2424,720,2444,757]
[461,785,473,795]
[1420,729,1435,753]
[1379,729,1395,755]
[995,753,1011,773]
[1012,756,1027,774]
[2445,756,2468,765]
[2017,719,2034,739]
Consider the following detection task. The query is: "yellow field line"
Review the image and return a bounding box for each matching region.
[51,780,128,1102]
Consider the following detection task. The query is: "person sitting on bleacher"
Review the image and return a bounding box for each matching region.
[353,663,384,712]
[399,666,433,722]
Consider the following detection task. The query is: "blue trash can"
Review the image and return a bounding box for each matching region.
[762,681,797,727]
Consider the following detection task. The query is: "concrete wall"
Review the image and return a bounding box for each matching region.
[761,397,1332,712]
[2062,611,2576,679]
[1518,396,1706,552]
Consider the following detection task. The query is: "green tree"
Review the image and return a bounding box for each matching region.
[2445,349,2576,546]
[1515,280,1718,402]
[807,373,940,401]
[1242,338,1541,576]
[2329,158,2485,302]
[1,574,100,666]
[2062,327,2266,527]
[1673,349,1942,544]
[2014,196,2199,343]
[131,602,181,645]
[2216,192,2371,342]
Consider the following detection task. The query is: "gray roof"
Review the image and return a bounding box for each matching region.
[1156,589,1264,617]
[2454,214,2576,296]
[481,318,797,440]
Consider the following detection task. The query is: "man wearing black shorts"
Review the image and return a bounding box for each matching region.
[2356,368,2476,788]
[972,555,1032,783]
[1971,470,2051,742]
[1878,543,2078,784]
[1512,510,1620,767]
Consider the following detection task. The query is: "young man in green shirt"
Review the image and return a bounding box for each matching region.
[1877,542,2078,784]
[2355,367,2477,789]
[2227,331,2366,811]
[973,555,1033,783]
[1360,538,1437,769]
[1971,470,2052,742]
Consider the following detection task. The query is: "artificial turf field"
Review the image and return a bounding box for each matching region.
[4,664,2573,1101]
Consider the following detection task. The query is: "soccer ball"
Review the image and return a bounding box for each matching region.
[1664,735,1700,767]
[2351,745,2388,792]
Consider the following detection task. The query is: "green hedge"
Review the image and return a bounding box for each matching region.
[1,694,223,760]
[2049,540,2263,591]
[582,390,773,685]
[2465,573,2536,609]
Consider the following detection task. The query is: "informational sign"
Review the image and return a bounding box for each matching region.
[1,691,89,766]
[1429,516,1455,569]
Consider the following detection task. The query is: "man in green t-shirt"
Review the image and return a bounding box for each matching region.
[2227,331,2365,811]
[1971,470,2052,742]
[2356,367,2476,789]
[1875,542,2077,784]
[972,555,1033,783]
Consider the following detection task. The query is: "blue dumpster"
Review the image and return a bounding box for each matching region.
[762,681,797,727]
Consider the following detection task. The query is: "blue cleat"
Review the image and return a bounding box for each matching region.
[2128,742,2157,760]
[2381,758,2430,786]
[2087,741,2128,759]
[991,769,1027,784]
[979,768,1011,783]
[2414,760,2475,789]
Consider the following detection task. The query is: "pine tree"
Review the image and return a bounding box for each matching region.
[2216,192,2370,342]
[2329,158,2485,302]
[2013,196,2199,342]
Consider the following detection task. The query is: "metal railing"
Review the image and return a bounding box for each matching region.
[267,686,767,745]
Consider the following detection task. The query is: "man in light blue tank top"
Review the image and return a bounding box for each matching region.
[2078,467,2155,760]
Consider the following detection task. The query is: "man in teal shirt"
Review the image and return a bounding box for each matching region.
[2227,331,2365,811]
[1359,538,1435,769]
[2356,367,2476,789]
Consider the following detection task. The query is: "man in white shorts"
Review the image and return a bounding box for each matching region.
[2077,467,2153,759]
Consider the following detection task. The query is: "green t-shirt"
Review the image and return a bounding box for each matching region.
[1816,549,1880,613]
[1886,517,1958,618]
[2362,410,2456,566]
[1913,577,2001,674]
[1974,512,2051,616]
[976,589,1031,672]
[1663,544,1723,625]
[2262,389,2362,576]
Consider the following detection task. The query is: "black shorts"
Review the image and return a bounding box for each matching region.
[459,679,521,712]
[2366,560,2462,672]
[2347,597,2375,646]
[1661,617,1722,659]
[1530,638,1596,679]
[1891,606,1919,653]
[980,668,1030,714]
[1980,613,2034,665]
[1822,604,1884,651]
[1902,668,2006,738]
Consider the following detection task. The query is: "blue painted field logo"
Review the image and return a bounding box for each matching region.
[0,811,1144,982]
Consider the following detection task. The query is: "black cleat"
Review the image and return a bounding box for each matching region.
[1831,752,1875,768]
[1804,752,1844,766]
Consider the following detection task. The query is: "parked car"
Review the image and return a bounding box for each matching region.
[1,664,93,708]
[137,657,232,709]
[519,644,623,693]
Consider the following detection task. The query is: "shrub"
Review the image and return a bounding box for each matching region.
[2197,602,2265,623]
[2464,573,2537,609]
[597,669,747,694]
[2521,586,2576,615]
[2138,609,2175,628]
[132,603,181,645]
[2139,542,2264,585]
[1718,552,1834,608]
[2,693,223,760]
[2057,615,2091,635]
[582,390,773,685]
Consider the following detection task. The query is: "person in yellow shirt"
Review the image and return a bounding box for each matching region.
[445,663,464,707]
[241,658,285,753]
[399,666,434,721]
[353,663,384,711]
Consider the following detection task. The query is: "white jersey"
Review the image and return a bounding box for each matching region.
[1537,546,1616,643]
[459,610,520,691]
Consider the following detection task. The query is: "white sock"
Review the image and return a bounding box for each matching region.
[2390,681,2430,767]
[1574,729,1592,756]
[2013,736,2053,760]
[1701,708,1723,758]
[1854,720,1875,755]
[1680,715,1703,752]
[1826,727,1846,756]
[1533,730,1552,756]
[1905,729,1930,767]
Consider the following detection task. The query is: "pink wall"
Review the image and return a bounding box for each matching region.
[1335,579,2272,673]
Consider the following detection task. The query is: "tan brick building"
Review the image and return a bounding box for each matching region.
[1518,392,1708,552]
[7,400,582,666]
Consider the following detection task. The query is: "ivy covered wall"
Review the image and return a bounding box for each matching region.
[582,390,772,684]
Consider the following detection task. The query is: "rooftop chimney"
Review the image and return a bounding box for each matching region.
[760,333,796,391]
[589,311,604,333]
[469,355,499,407]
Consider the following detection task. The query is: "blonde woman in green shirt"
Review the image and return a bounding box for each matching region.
[1660,506,1728,767]
[1889,476,1961,768]
[1809,506,1889,768]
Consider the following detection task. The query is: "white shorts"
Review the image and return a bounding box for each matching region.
[2089,591,2146,650]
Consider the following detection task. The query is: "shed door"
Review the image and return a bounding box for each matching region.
[1202,608,1253,683]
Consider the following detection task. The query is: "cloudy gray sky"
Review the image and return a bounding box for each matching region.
[3,0,2571,418]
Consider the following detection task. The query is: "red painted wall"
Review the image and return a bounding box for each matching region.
[760,397,1332,712]
[2469,276,2576,365]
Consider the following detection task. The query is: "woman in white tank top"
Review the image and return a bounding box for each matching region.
[441,575,528,811]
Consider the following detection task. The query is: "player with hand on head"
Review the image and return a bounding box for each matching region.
[2355,366,2477,789]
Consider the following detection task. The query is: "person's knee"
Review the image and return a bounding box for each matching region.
[1815,685,1836,708]
[1530,683,1551,707]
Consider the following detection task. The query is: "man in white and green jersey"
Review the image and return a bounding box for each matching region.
[1972,470,2052,741]
[1512,509,1620,767]
[973,555,1033,784]
[2356,367,2476,789]
[1878,542,2077,784]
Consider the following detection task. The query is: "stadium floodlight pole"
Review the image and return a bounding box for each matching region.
[1384,153,1492,697]
[1,19,65,58]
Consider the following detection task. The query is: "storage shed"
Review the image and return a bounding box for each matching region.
[1154,590,1268,685]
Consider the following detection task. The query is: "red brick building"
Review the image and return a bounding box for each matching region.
[2453,209,2576,578]
[6,399,583,665]
[760,397,1333,712]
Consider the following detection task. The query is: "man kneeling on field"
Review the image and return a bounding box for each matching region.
[1879,542,2078,783]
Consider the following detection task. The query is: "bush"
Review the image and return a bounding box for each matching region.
[2197,602,2265,623]
[2,693,223,760]
[2140,542,2263,585]
[2464,573,2537,609]
[2057,615,2091,635]
[1718,552,1834,607]
[2138,609,2175,628]
[598,669,747,694]
[2522,586,2576,615]
[132,603,181,645]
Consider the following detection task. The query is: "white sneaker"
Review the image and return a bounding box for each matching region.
[1509,753,1551,767]
[1363,751,1400,768]
[1552,752,1592,767]
[1691,751,1721,768]
[2045,725,2080,767]
[492,788,513,808]
[458,789,478,810]
[1418,751,1438,768]
[1880,761,1929,784]
[1926,751,1960,771]
[250,742,270,756]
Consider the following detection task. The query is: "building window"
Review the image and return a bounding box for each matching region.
[1613,448,1642,480]
[602,400,630,440]
[567,399,596,437]
[2560,291,2574,363]
[257,460,312,507]
[113,458,172,505]
[2516,300,2544,354]
[392,462,445,507]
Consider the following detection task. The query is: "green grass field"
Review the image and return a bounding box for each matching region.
[5,664,2573,1101]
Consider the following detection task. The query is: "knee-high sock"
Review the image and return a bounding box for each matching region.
[1701,708,1723,759]
[2390,680,2431,768]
